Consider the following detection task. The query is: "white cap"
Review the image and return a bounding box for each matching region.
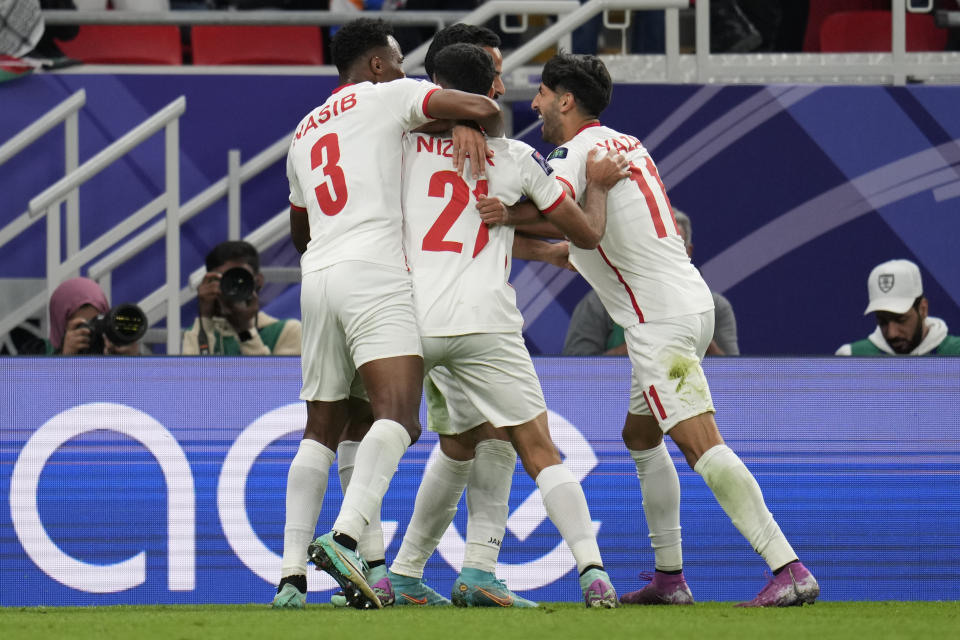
[864,259,923,315]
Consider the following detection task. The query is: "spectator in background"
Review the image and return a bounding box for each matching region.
[563,208,739,356]
[22,276,145,355]
[836,259,960,356]
[182,240,301,355]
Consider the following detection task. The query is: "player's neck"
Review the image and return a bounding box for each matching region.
[560,116,600,144]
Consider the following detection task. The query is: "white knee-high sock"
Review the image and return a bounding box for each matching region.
[281,439,335,578]
[338,440,385,563]
[390,450,472,578]
[536,463,603,573]
[333,419,411,541]
[463,439,517,573]
[695,444,797,570]
[630,442,682,571]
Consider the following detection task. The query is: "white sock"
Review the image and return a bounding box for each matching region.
[333,419,411,541]
[695,444,797,570]
[630,443,682,572]
[463,439,516,573]
[338,440,385,563]
[390,450,472,579]
[536,463,603,573]
[281,439,335,578]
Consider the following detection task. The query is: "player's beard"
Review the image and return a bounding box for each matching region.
[890,319,924,354]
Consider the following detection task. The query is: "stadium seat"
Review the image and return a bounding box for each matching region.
[190,26,324,65]
[803,0,890,52]
[55,25,183,65]
[819,10,949,53]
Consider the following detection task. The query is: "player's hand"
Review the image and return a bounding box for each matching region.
[451,125,492,180]
[543,240,576,272]
[586,148,629,190]
[61,317,92,355]
[197,272,221,318]
[477,196,509,226]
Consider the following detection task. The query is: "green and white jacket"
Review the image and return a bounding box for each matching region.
[835,317,960,356]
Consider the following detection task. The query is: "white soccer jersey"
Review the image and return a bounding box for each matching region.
[287,78,440,275]
[547,123,713,327]
[401,133,565,336]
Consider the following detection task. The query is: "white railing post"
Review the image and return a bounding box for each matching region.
[165,119,182,355]
[695,0,709,84]
[64,109,80,276]
[665,7,680,83]
[892,0,907,85]
[44,204,61,339]
[228,149,241,241]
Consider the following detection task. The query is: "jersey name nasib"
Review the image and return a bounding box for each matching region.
[402,133,565,336]
[287,78,439,275]
[547,123,713,327]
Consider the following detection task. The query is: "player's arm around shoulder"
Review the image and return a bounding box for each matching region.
[547,149,629,249]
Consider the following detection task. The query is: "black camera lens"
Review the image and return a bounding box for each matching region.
[80,303,147,354]
[219,267,255,303]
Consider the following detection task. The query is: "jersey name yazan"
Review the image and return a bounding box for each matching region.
[547,123,713,327]
[402,134,565,336]
[286,78,439,275]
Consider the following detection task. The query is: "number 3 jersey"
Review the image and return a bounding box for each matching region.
[286,78,440,276]
[401,133,566,337]
[547,123,713,328]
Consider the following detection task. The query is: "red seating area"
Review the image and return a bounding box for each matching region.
[56,25,183,65]
[55,25,324,66]
[804,0,949,52]
[819,10,949,53]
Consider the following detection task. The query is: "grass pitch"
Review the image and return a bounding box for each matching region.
[1,602,957,640]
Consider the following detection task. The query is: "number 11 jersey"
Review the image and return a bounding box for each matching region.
[286,78,440,276]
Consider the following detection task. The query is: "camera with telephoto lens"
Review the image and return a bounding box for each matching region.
[79,303,148,355]
[219,266,256,304]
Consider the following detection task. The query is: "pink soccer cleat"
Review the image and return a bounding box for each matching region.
[737,562,819,607]
[620,571,694,605]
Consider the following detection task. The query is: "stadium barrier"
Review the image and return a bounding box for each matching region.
[2,356,958,605]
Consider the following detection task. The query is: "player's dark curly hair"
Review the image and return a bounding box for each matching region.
[330,18,394,76]
[424,23,500,80]
[432,43,496,96]
[206,240,259,273]
[541,53,612,118]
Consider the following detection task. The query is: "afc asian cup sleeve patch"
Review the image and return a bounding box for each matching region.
[531,149,554,175]
[546,147,568,161]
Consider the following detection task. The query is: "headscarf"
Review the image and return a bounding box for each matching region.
[48,277,110,349]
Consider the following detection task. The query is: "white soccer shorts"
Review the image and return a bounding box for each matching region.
[421,331,546,435]
[300,261,422,402]
[626,309,716,432]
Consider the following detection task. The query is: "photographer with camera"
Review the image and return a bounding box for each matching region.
[182,240,301,356]
[24,276,147,355]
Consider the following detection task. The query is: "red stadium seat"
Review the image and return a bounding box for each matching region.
[55,25,183,65]
[190,26,324,66]
[819,10,949,53]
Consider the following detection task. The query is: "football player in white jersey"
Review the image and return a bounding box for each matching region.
[386,43,627,609]
[275,18,505,611]
[485,53,819,608]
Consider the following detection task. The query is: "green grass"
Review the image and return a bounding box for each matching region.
[2,602,958,640]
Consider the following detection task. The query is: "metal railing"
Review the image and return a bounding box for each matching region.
[0,97,186,355]
[0,90,85,273]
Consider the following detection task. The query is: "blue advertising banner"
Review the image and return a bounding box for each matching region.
[2,356,959,606]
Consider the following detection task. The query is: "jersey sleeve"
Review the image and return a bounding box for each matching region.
[378,77,441,132]
[518,145,566,213]
[546,144,586,201]
[286,139,306,210]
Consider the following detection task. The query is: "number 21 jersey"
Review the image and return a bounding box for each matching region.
[401,133,565,336]
[286,78,440,275]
